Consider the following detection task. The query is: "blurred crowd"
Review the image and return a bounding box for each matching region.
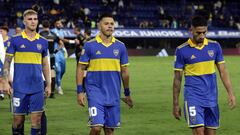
[0,0,239,30]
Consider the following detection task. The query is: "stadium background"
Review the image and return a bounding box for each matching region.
[0,0,240,135]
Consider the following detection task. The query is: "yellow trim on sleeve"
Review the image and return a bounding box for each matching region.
[217,61,225,64]
[79,61,89,65]
[174,68,183,71]
[6,53,14,56]
[121,63,129,67]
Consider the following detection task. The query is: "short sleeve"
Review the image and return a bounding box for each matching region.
[79,43,90,64]
[215,43,224,64]
[174,48,185,70]
[120,44,129,66]
[42,40,49,57]
[6,38,15,56]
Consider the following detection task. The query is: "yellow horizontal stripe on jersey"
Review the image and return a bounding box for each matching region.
[14,52,42,64]
[185,60,215,76]
[88,58,120,71]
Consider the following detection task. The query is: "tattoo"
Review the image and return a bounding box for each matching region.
[2,55,13,78]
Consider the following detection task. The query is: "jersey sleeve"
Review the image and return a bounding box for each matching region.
[174,48,184,71]
[79,43,90,64]
[120,44,129,66]
[6,38,15,56]
[42,40,49,57]
[215,43,224,64]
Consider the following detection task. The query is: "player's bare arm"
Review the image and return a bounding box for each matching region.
[216,63,236,109]
[76,63,87,107]
[121,66,133,108]
[1,55,13,95]
[42,56,51,97]
[172,70,183,120]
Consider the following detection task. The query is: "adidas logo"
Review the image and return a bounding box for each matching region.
[96,50,101,55]
[191,55,196,59]
[20,44,26,48]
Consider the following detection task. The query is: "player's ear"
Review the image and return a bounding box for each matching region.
[23,19,26,26]
[97,22,101,30]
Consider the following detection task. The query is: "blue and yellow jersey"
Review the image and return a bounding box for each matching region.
[79,34,129,106]
[174,38,224,107]
[3,36,10,51]
[6,31,48,94]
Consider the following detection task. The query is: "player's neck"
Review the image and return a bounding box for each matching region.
[2,35,8,41]
[191,39,203,47]
[24,29,37,39]
[99,34,112,44]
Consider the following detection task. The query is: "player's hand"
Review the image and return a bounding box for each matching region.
[121,96,133,108]
[228,93,236,109]
[0,78,12,95]
[173,104,181,120]
[75,39,80,45]
[77,92,86,107]
[44,85,51,98]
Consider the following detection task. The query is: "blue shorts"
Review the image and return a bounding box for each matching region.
[13,91,44,115]
[88,100,120,128]
[184,101,219,129]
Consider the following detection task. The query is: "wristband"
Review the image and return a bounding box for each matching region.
[124,88,130,96]
[77,85,83,94]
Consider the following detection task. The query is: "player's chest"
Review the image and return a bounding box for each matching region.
[15,40,44,53]
[89,46,121,59]
[183,47,217,63]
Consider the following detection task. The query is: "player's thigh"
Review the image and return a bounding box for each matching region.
[205,105,219,129]
[88,100,104,127]
[105,105,120,128]
[29,91,44,113]
[13,91,29,115]
[184,101,204,127]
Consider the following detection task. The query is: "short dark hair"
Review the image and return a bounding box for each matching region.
[0,25,9,32]
[42,20,50,28]
[98,13,114,22]
[84,28,91,36]
[74,26,81,32]
[191,16,208,27]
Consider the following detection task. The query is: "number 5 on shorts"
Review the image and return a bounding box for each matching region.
[189,106,196,116]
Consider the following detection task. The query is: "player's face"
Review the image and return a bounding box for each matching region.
[99,17,114,37]
[190,26,207,44]
[15,27,22,34]
[0,29,7,36]
[55,21,63,29]
[24,14,38,31]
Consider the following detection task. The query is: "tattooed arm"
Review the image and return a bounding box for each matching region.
[0,55,13,95]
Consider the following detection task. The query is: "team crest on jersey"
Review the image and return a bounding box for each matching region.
[208,50,214,57]
[37,44,42,50]
[113,49,119,56]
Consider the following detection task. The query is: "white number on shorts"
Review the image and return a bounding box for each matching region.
[13,97,20,107]
[89,107,97,117]
[189,106,196,116]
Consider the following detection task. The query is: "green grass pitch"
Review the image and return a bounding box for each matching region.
[0,56,240,135]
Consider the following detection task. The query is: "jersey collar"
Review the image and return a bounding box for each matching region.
[22,30,40,41]
[96,34,116,47]
[188,38,208,50]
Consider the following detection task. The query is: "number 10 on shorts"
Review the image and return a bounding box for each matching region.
[89,107,97,117]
